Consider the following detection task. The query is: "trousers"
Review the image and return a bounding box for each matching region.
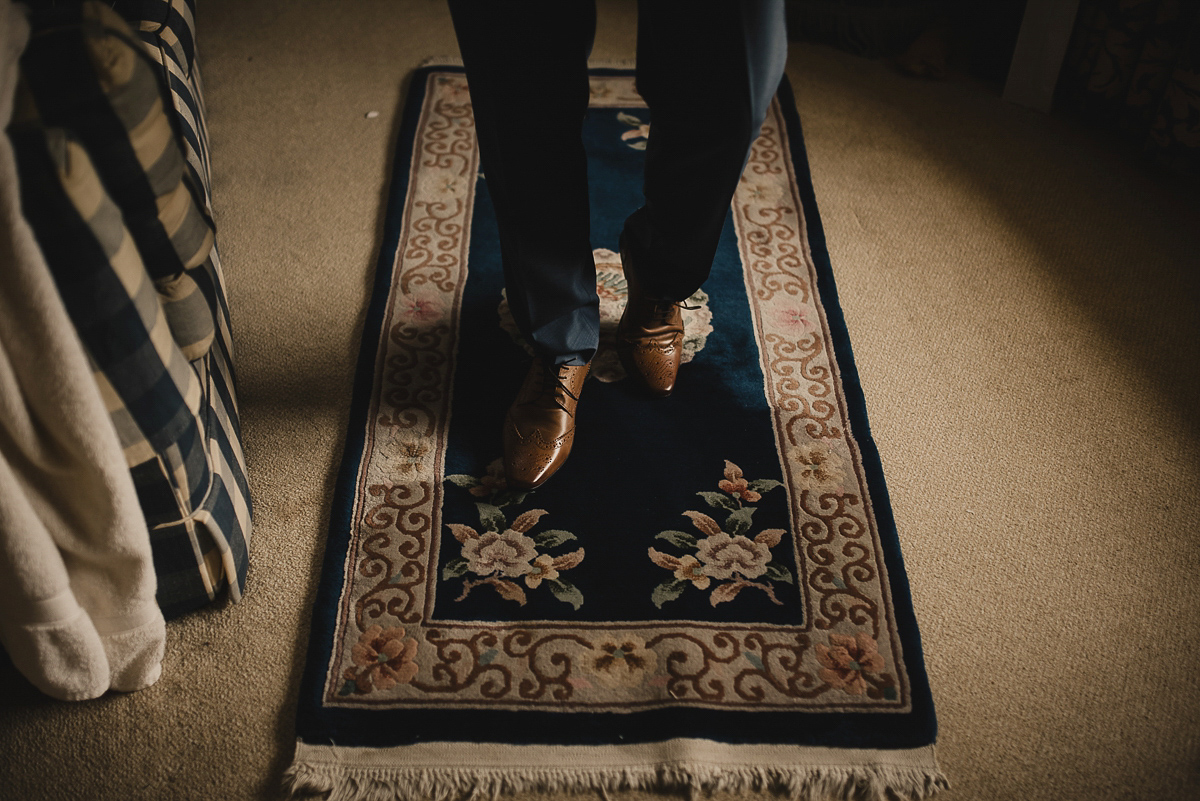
[447,0,788,365]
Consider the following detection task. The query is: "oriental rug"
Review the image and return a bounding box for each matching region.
[287,66,946,801]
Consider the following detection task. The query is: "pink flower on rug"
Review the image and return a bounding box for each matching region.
[778,307,812,330]
[816,632,885,695]
[399,295,441,323]
[590,638,659,688]
[743,181,785,205]
[463,529,538,578]
[718,460,761,502]
[648,549,711,590]
[524,554,559,588]
[696,531,772,581]
[524,549,585,589]
[793,441,847,492]
[349,625,419,691]
[672,554,711,589]
[383,428,430,474]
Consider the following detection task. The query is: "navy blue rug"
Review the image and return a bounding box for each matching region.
[288,66,945,801]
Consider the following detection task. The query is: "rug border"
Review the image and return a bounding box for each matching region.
[294,65,938,752]
[294,66,454,736]
[771,79,939,736]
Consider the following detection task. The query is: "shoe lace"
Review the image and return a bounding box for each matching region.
[646,299,700,326]
[529,361,581,416]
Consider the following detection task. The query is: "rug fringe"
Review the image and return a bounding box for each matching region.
[284,760,949,801]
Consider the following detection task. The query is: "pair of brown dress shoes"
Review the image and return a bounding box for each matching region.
[503,269,686,490]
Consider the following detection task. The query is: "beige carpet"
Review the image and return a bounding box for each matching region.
[1,1,1198,799]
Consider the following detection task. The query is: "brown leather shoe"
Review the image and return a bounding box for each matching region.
[503,358,590,490]
[616,249,684,398]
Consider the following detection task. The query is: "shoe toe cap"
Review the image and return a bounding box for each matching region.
[503,418,574,489]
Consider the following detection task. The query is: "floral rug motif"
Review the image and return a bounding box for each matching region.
[288,67,945,801]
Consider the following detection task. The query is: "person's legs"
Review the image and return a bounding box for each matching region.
[623,0,788,302]
[616,0,786,396]
[448,0,598,489]
[447,0,599,367]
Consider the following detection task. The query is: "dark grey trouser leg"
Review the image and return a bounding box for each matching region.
[447,0,600,365]
[623,0,788,301]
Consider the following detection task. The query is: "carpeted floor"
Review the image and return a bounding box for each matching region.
[0,1,1197,799]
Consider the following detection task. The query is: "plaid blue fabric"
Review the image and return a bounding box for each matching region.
[125,0,253,618]
[14,1,251,619]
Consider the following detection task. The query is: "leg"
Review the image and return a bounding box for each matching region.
[448,0,599,366]
[625,0,787,300]
[617,0,787,395]
[448,0,598,489]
